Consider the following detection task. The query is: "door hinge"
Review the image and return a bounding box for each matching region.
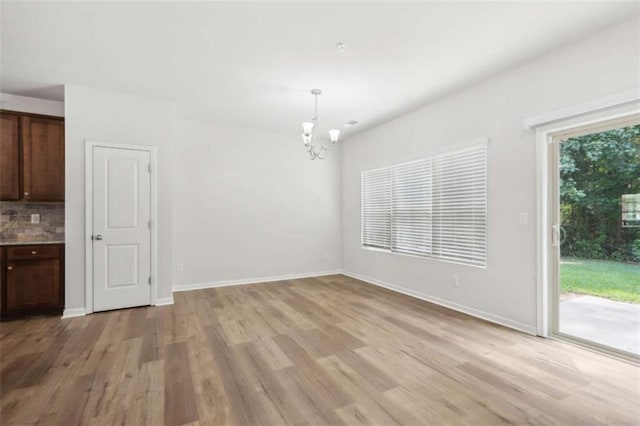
[148,276,152,285]
[148,220,152,229]
[148,164,151,173]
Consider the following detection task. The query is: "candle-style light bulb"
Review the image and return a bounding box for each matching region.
[302,122,314,136]
[328,129,340,143]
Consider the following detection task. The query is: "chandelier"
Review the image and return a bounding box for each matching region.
[301,89,340,160]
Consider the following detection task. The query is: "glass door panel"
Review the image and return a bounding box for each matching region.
[554,121,640,357]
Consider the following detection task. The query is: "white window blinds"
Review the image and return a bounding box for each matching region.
[362,167,391,250]
[361,142,487,267]
[391,159,432,256]
[431,144,487,267]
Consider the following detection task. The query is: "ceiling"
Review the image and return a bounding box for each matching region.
[1,1,637,137]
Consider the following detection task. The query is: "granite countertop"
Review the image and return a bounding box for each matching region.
[0,241,65,246]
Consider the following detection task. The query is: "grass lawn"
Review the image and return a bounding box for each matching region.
[561,257,640,303]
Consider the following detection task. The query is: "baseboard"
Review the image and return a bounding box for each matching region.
[173,269,342,293]
[341,270,537,335]
[61,307,87,319]
[170,268,536,336]
[63,298,173,316]
[155,296,174,306]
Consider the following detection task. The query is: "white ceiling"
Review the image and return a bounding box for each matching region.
[1,1,637,137]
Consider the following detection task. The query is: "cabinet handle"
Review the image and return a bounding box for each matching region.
[31,251,37,255]
[7,265,13,271]
[24,192,29,196]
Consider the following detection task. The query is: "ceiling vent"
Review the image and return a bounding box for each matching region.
[343,120,359,127]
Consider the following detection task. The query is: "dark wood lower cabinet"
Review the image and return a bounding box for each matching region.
[1,244,64,319]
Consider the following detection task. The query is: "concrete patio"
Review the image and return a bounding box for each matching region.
[560,294,640,355]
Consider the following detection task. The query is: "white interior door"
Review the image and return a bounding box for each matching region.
[92,146,151,312]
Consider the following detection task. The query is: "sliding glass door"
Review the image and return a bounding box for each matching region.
[551,116,640,359]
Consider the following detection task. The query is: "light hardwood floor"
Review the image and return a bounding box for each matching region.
[1,274,639,425]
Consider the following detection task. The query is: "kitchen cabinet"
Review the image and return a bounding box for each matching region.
[0,111,64,202]
[1,244,64,319]
[0,247,3,311]
[21,116,65,201]
[0,113,20,200]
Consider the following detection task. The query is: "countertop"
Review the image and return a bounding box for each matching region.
[0,241,65,246]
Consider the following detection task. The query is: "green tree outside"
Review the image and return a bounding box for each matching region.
[560,125,640,263]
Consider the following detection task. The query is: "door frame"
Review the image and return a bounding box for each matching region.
[84,141,158,314]
[535,109,640,360]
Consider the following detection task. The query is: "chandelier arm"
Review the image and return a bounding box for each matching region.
[316,148,328,160]
[313,137,329,153]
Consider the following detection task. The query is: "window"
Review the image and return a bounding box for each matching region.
[362,167,391,250]
[621,194,640,228]
[362,142,487,267]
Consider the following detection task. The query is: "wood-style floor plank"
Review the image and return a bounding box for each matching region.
[1,274,638,425]
[165,342,199,426]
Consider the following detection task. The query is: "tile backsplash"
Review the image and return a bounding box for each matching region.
[0,202,65,243]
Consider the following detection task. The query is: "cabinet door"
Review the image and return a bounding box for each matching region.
[21,116,65,201]
[0,113,20,200]
[5,259,62,311]
[0,247,3,311]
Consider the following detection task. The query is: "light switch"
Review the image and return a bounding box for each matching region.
[519,212,528,225]
[31,214,40,224]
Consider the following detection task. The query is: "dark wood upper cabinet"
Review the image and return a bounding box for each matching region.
[21,116,65,201]
[0,113,20,200]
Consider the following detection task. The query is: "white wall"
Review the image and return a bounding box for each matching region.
[341,18,640,333]
[0,93,64,116]
[172,118,341,288]
[64,85,174,310]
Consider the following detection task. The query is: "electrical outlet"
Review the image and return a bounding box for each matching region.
[31,214,40,224]
[452,275,459,288]
[177,263,184,272]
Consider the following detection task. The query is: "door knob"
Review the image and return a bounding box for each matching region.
[7,265,13,271]
[94,235,103,241]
